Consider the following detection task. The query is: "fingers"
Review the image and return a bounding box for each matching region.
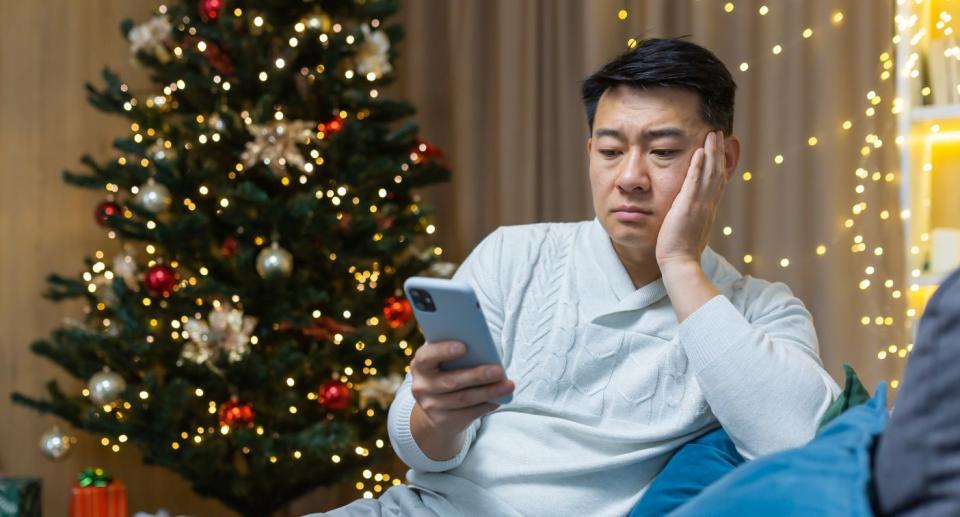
[422,380,514,411]
[696,131,729,195]
[679,147,704,201]
[687,147,705,178]
[708,131,726,188]
[710,131,732,196]
[430,402,501,431]
[410,340,466,373]
[717,131,727,173]
[430,364,506,394]
[701,131,716,187]
[408,341,510,435]
[456,402,501,422]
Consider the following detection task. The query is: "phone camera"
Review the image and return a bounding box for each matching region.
[409,288,437,312]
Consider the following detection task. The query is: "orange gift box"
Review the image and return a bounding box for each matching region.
[69,481,127,517]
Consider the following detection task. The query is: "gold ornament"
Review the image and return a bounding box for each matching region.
[88,369,126,405]
[39,426,76,461]
[256,242,294,278]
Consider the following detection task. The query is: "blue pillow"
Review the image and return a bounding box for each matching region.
[632,364,874,516]
[669,384,887,516]
[629,427,746,516]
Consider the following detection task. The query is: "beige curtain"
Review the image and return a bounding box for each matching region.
[1,1,903,515]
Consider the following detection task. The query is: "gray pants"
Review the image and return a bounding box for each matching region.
[874,268,960,516]
[303,484,439,517]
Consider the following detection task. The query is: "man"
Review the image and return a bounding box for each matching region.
[317,37,839,517]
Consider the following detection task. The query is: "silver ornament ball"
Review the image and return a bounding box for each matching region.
[256,243,294,278]
[39,426,75,461]
[135,179,172,213]
[88,370,127,405]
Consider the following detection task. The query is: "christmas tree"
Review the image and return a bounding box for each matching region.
[11,1,450,515]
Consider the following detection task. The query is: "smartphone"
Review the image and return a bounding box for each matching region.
[403,276,512,404]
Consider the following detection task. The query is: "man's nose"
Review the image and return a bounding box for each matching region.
[615,150,651,193]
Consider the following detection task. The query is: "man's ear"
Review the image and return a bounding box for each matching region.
[723,135,742,180]
[586,137,592,155]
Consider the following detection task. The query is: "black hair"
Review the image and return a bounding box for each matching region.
[581,37,737,135]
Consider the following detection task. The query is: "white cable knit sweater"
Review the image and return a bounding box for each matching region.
[386,219,840,517]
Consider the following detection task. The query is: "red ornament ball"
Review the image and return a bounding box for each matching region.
[383,296,413,328]
[411,139,445,165]
[205,43,235,76]
[94,201,121,226]
[199,0,224,22]
[144,264,177,297]
[376,215,395,230]
[221,236,238,257]
[218,400,255,428]
[318,117,344,135]
[318,380,352,410]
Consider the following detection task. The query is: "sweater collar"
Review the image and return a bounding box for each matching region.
[586,218,720,314]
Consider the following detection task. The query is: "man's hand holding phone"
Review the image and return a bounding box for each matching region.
[409,340,515,461]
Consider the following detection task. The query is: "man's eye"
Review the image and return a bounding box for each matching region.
[599,149,621,157]
[652,150,679,158]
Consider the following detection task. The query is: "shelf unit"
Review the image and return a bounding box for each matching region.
[895,0,960,325]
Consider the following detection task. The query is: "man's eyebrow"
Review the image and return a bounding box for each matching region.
[643,127,686,139]
[594,128,625,140]
[593,127,687,140]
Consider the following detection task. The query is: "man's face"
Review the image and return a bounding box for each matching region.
[587,85,712,253]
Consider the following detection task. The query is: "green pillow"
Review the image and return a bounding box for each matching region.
[818,363,871,431]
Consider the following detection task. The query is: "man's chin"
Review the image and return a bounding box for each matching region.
[602,217,658,246]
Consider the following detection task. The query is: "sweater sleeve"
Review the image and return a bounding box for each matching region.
[387,228,506,472]
[678,281,841,459]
